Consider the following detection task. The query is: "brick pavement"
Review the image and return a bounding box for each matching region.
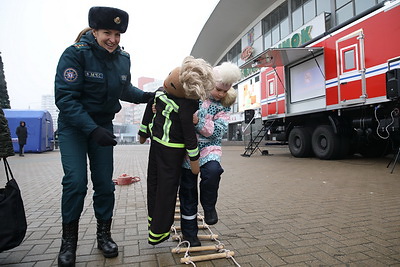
[0,144,400,266]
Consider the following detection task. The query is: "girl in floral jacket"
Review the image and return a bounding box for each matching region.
[179,62,241,246]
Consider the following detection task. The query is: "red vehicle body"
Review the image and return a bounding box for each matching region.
[252,1,400,159]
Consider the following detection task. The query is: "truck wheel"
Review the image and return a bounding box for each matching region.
[312,125,341,160]
[288,127,313,157]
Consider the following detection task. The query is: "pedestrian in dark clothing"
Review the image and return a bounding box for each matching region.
[0,108,15,159]
[15,121,27,157]
[236,129,242,141]
[54,6,154,266]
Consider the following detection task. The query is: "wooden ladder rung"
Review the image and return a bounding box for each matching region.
[172,234,218,241]
[171,244,224,253]
[180,251,235,263]
[171,224,208,231]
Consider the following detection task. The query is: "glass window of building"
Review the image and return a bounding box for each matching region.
[304,0,316,24]
[263,2,290,47]
[336,0,384,26]
[227,42,241,65]
[280,17,290,40]
[292,2,303,30]
[272,25,280,45]
[355,0,375,15]
[336,1,353,24]
[262,15,272,49]
[271,9,280,45]
[232,87,239,113]
[336,0,351,8]
[264,31,272,49]
[217,55,228,67]
[280,2,290,39]
[316,0,331,15]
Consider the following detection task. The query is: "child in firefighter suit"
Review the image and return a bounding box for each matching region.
[138,56,215,245]
[179,62,241,247]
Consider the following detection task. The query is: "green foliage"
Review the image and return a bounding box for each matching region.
[0,53,11,109]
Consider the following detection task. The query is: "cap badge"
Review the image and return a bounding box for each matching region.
[114,17,121,24]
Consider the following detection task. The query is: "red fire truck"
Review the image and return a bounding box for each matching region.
[243,0,400,160]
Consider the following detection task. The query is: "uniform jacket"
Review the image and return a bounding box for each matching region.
[139,89,200,161]
[0,108,15,158]
[16,121,28,145]
[183,98,230,168]
[54,30,148,136]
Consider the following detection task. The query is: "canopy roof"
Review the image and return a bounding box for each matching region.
[240,47,324,69]
[191,0,277,65]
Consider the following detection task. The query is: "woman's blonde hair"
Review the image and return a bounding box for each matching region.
[179,56,215,101]
[75,27,92,43]
[221,87,237,107]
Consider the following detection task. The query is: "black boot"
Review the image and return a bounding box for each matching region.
[97,219,118,258]
[183,235,201,247]
[58,220,79,267]
[204,209,218,225]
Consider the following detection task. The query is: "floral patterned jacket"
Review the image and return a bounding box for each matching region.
[183,98,230,169]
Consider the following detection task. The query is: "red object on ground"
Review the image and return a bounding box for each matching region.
[113,173,141,185]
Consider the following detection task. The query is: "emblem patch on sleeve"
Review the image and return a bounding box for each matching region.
[63,68,78,82]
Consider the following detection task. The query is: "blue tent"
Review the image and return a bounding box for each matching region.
[3,109,54,153]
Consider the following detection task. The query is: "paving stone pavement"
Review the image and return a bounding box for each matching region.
[0,144,400,267]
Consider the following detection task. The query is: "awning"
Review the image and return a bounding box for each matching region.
[240,47,324,69]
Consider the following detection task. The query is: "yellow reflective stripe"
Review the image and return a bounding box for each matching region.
[153,91,182,144]
[187,147,199,157]
[149,230,169,238]
[153,136,185,148]
[155,90,165,99]
[162,107,172,141]
[159,94,179,112]
[159,94,178,143]
[148,231,170,242]
[139,124,147,133]
[149,120,154,135]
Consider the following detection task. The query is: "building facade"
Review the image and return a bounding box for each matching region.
[191,0,387,141]
[41,94,58,131]
[114,77,162,144]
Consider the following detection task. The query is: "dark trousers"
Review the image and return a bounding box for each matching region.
[179,160,224,237]
[58,121,115,224]
[147,141,186,241]
[18,144,24,155]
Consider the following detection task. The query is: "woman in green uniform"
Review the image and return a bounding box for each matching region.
[54,6,153,266]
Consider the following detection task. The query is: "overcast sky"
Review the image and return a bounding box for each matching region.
[0,0,219,109]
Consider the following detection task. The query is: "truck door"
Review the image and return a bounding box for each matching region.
[336,29,366,105]
[266,71,278,115]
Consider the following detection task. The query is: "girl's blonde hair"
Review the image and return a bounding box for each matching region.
[221,87,237,107]
[75,27,92,43]
[180,56,215,101]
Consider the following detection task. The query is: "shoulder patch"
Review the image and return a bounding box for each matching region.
[120,50,130,58]
[63,68,78,82]
[73,42,90,50]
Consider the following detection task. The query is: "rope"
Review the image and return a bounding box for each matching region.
[173,211,241,266]
[220,249,241,267]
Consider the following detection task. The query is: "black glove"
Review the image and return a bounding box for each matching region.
[142,92,155,103]
[90,127,117,146]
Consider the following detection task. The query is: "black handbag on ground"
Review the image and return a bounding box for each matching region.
[0,158,27,253]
